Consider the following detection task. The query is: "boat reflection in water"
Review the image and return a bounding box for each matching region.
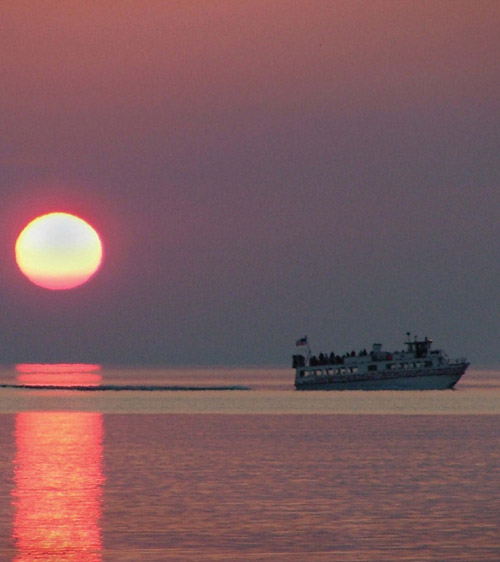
[12,365,104,562]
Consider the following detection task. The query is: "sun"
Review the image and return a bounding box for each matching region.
[15,212,103,290]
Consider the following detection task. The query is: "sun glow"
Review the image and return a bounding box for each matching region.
[15,212,103,290]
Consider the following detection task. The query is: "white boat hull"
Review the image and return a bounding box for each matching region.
[295,363,468,391]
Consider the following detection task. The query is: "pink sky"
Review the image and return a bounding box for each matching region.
[1,1,499,364]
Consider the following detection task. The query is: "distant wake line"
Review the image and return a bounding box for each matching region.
[0,384,251,392]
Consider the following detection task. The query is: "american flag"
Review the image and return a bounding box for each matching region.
[296,336,308,346]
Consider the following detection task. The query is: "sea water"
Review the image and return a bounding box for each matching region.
[0,366,498,561]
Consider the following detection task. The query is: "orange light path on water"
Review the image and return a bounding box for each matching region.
[12,366,105,561]
[15,364,102,387]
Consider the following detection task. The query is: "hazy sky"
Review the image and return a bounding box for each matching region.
[1,1,499,365]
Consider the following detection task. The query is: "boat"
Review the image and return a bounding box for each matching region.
[292,334,469,390]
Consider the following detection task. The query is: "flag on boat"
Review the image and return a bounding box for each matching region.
[296,336,308,346]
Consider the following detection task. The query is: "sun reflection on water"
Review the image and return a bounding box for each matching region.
[15,364,102,387]
[11,365,104,561]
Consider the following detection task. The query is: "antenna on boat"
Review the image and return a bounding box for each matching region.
[405,331,412,351]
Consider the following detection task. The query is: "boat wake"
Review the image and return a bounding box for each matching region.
[0,384,251,391]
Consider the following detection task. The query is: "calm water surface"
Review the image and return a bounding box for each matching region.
[0,365,498,561]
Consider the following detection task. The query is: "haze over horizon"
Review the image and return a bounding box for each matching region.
[1,1,499,366]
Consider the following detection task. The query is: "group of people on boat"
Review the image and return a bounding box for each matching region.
[309,352,340,366]
[292,349,370,368]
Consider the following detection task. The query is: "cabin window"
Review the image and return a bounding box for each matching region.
[386,363,393,370]
[368,364,377,372]
[425,361,432,367]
